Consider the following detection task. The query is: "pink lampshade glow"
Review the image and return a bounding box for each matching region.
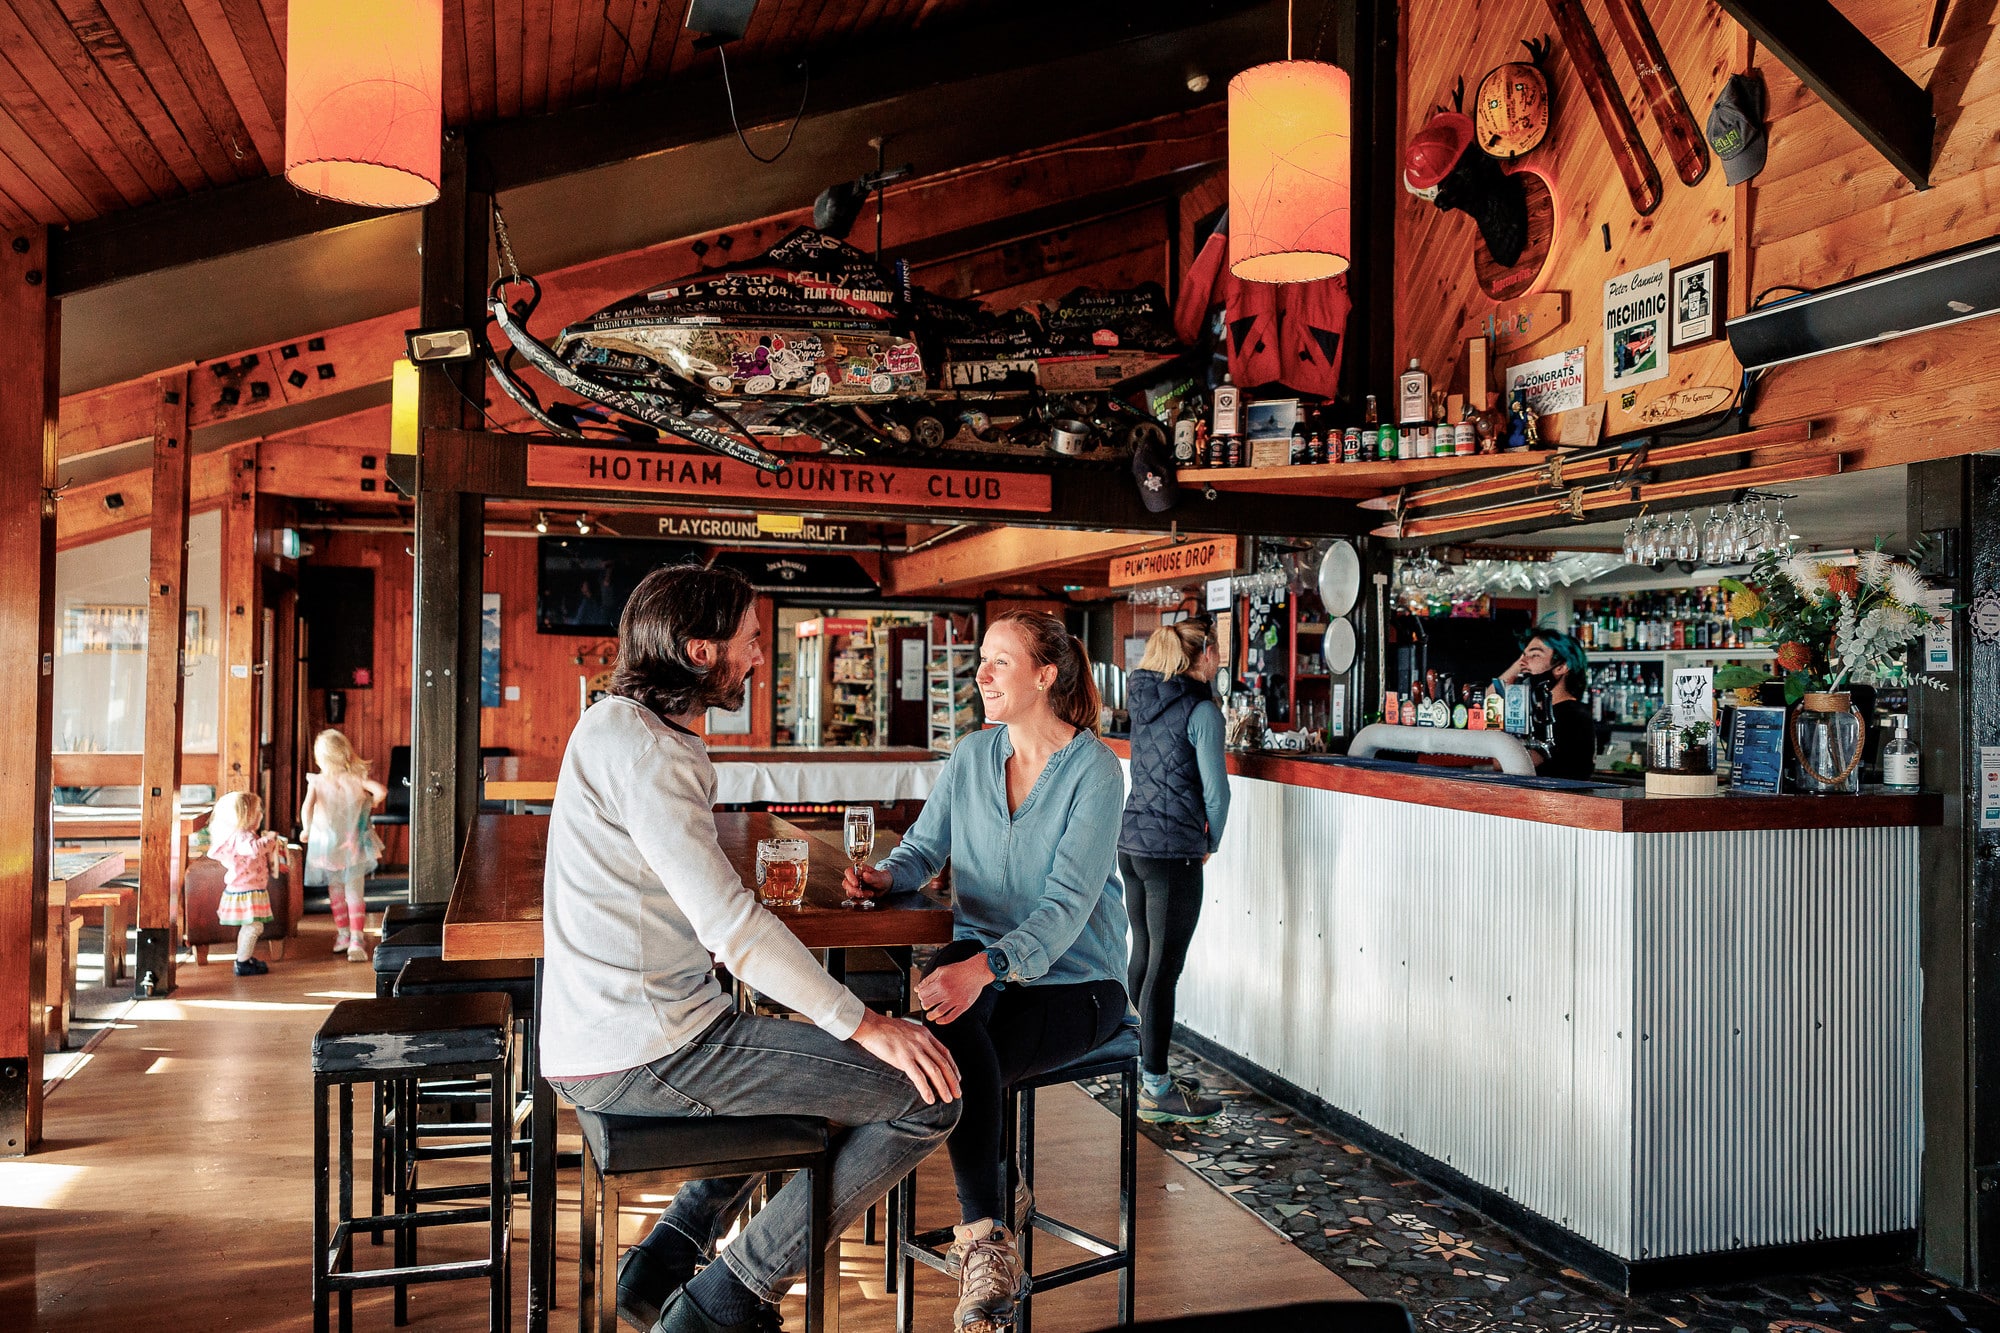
[284,0,444,209]
[1228,59,1353,284]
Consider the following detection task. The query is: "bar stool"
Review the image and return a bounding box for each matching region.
[575,1108,836,1333]
[380,901,448,937]
[311,993,514,1333]
[896,1023,1143,1333]
[369,924,446,1236]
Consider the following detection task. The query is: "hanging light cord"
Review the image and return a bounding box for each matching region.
[719,45,810,165]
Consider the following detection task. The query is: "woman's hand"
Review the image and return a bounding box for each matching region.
[915,954,995,1025]
[841,863,893,901]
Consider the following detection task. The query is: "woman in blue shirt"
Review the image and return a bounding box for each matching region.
[844,610,1129,1333]
[1117,618,1231,1124]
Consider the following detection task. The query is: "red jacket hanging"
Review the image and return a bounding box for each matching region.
[1174,224,1351,398]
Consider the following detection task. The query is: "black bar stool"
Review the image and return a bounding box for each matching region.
[369,924,447,1237]
[312,993,514,1333]
[575,1108,837,1333]
[896,1023,1143,1333]
[1086,1302,1418,1333]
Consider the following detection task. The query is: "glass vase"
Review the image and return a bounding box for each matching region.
[1790,692,1863,795]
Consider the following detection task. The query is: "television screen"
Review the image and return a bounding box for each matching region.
[536,537,705,636]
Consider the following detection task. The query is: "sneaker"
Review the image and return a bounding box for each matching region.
[651,1286,783,1333]
[233,957,269,976]
[1138,1076,1223,1124]
[346,943,369,963]
[331,931,350,954]
[948,1222,1026,1333]
[618,1245,697,1331]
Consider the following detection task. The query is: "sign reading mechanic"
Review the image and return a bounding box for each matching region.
[527,445,1052,514]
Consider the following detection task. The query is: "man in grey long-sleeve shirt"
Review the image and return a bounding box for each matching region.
[541,563,960,1333]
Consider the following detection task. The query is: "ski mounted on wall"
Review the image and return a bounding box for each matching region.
[1545,0,1662,215]
[1601,0,1710,187]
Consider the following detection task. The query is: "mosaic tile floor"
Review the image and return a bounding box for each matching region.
[1083,1050,2000,1333]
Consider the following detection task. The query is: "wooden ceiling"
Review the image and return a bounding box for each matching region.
[0,0,1002,230]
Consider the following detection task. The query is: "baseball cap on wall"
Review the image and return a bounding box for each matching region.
[1131,432,1180,514]
[1706,72,1768,186]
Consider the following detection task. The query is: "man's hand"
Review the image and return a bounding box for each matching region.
[916,954,995,1026]
[850,1009,961,1104]
[841,863,893,901]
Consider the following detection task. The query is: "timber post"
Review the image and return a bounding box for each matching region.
[135,372,193,999]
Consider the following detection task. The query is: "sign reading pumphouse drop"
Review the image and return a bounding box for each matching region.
[526,444,1053,514]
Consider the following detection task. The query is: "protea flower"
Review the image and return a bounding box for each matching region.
[1776,641,1813,673]
[1824,566,1860,599]
[1726,588,1763,621]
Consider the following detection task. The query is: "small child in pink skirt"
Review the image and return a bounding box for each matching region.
[208,791,283,977]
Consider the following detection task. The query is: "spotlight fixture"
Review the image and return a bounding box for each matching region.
[103,492,125,511]
[813,136,912,252]
[533,510,549,534]
[685,0,757,47]
[575,513,593,535]
[404,326,476,362]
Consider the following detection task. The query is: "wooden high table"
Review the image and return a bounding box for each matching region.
[445,811,954,1332]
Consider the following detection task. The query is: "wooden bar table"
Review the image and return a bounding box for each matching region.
[47,851,125,1051]
[444,811,953,1332]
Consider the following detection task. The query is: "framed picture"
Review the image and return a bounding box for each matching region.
[1669,252,1727,350]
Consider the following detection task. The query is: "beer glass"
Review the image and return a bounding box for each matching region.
[755,838,809,908]
[840,805,879,909]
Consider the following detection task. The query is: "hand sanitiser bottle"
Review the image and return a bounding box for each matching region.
[1882,715,1920,790]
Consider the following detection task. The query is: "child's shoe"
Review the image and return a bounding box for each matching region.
[331,930,351,954]
[347,942,369,963]
[233,957,269,976]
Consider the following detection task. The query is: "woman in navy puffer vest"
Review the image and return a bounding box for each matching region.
[1117,618,1231,1123]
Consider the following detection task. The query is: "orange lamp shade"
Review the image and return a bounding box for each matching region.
[284,0,444,209]
[1228,60,1352,284]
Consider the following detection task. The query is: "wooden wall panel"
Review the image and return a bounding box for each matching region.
[1397,0,1739,441]
[1743,0,2000,471]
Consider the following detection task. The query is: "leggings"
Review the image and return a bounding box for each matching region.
[923,938,1126,1225]
[1117,853,1206,1077]
[327,872,367,935]
[235,921,264,961]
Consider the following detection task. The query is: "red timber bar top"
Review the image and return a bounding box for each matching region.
[1099,738,1942,835]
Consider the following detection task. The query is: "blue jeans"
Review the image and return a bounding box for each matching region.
[550,1010,960,1303]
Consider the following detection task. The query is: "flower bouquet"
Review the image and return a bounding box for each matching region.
[1718,544,1947,792]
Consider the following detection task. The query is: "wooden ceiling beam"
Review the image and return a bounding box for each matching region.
[883,529,1193,596]
[54,107,1224,461]
[1716,0,1936,188]
[50,0,1266,294]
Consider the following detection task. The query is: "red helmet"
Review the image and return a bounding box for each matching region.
[1403,111,1475,197]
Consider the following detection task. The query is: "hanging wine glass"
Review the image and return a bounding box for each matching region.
[1772,501,1793,552]
[1677,512,1699,563]
[1623,516,1641,565]
[1700,507,1721,565]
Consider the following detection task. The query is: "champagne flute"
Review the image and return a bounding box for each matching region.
[841,805,878,909]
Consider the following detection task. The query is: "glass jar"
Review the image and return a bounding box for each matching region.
[1645,706,1715,777]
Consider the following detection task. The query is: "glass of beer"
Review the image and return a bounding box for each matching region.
[755,838,809,908]
[840,805,877,910]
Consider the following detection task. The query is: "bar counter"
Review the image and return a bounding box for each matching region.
[1104,738,1938,1289]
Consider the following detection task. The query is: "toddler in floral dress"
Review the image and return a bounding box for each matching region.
[303,728,387,962]
[208,791,283,977]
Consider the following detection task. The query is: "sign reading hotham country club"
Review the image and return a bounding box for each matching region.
[1108,536,1239,587]
[527,445,1053,514]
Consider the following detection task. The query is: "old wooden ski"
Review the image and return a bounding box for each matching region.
[1545,0,1662,215]
[1601,0,1710,186]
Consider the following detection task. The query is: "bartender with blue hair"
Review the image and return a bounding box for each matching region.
[1494,627,1597,780]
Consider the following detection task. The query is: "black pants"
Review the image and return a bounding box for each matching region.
[922,938,1126,1225]
[1118,852,1206,1077]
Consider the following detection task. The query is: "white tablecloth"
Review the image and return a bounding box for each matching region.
[710,760,946,805]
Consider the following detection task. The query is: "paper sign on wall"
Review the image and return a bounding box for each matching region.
[1602,259,1671,394]
[1207,577,1232,612]
[900,639,923,702]
[1926,590,1955,672]
[1670,667,1714,727]
[1504,345,1587,417]
[1982,746,2000,830]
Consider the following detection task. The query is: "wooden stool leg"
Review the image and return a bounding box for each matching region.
[1119,1064,1138,1326]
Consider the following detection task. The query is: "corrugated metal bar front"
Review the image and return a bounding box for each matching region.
[1170,768,1921,1261]
[1630,827,1921,1258]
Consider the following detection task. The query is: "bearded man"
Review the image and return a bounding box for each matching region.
[539,562,961,1333]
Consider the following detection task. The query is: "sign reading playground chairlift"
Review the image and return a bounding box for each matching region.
[526,444,1052,515]
[1107,536,1239,587]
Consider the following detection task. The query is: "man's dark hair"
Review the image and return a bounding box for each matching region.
[608,562,756,720]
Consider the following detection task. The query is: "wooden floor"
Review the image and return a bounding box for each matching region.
[0,918,1356,1330]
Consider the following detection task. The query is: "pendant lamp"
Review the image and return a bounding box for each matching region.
[1228,28,1351,283]
[284,0,444,209]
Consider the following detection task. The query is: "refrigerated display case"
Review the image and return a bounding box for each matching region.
[795,616,875,747]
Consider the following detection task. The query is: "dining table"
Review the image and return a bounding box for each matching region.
[47,851,126,1050]
[443,810,954,1332]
